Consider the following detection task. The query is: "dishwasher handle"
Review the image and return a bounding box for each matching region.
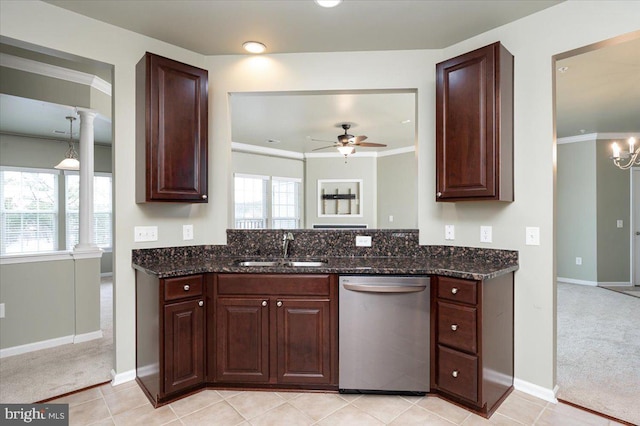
[343,283,427,293]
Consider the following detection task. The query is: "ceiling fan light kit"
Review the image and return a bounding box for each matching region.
[314,0,342,8]
[310,123,388,159]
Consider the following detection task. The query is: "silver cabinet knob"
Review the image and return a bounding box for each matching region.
[183,284,190,291]
[198,300,204,307]
[261,300,268,307]
[452,370,459,378]
[451,287,458,295]
[202,194,208,199]
[437,192,442,197]
[277,301,283,307]
[451,324,458,331]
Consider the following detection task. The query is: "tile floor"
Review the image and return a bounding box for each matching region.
[51,381,625,426]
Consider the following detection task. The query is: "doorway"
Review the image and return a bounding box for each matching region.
[554,33,640,424]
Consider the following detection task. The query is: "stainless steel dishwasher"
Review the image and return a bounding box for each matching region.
[339,275,430,394]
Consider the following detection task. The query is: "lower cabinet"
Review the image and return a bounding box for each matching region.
[136,272,205,406]
[431,273,514,417]
[211,274,337,388]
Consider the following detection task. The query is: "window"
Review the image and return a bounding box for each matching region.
[234,174,301,229]
[1,168,59,254]
[234,174,267,229]
[271,177,300,229]
[0,167,113,255]
[65,173,113,250]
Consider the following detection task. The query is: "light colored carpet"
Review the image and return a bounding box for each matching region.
[557,282,640,424]
[0,279,113,403]
[602,285,640,299]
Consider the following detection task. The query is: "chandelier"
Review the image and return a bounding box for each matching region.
[611,137,639,170]
[54,116,80,170]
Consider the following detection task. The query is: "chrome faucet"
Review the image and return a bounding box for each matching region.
[282,232,294,258]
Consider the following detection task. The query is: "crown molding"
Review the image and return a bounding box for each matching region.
[557,132,638,144]
[231,142,304,160]
[0,53,112,96]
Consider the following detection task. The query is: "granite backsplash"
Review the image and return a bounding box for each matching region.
[132,229,518,266]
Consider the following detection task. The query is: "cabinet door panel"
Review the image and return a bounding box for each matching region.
[215,298,269,382]
[137,52,208,202]
[437,46,495,199]
[276,299,331,384]
[163,299,204,395]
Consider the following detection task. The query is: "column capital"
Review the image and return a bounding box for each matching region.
[76,107,98,121]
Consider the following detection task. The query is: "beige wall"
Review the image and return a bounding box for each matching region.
[557,140,598,282]
[2,0,639,392]
[377,151,417,229]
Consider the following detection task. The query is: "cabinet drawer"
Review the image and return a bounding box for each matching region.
[437,345,478,403]
[437,301,477,353]
[164,275,203,301]
[437,277,477,305]
[217,274,330,296]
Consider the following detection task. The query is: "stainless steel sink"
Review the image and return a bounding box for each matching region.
[235,260,281,267]
[234,260,327,267]
[286,261,327,267]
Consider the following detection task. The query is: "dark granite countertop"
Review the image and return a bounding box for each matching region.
[132,230,519,281]
[132,255,517,281]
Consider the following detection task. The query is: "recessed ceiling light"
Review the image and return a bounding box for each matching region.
[315,0,342,8]
[401,119,411,124]
[557,66,569,73]
[243,41,267,54]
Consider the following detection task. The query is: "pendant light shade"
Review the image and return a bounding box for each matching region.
[55,116,79,170]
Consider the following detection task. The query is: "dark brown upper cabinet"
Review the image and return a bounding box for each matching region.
[436,42,514,202]
[136,52,208,203]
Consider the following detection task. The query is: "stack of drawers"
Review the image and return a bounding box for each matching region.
[436,277,480,403]
[432,274,514,417]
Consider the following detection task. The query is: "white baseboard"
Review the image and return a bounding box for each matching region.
[598,281,632,286]
[110,369,136,386]
[557,277,597,286]
[73,330,103,343]
[514,378,558,403]
[0,335,74,358]
[1,330,105,358]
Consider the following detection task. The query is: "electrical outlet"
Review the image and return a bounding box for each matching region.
[134,226,158,242]
[445,225,455,240]
[183,224,194,240]
[617,220,623,228]
[525,227,540,246]
[388,215,394,223]
[0,303,5,319]
[480,226,492,243]
[576,257,582,265]
[356,236,372,247]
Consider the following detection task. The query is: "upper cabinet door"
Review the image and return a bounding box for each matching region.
[436,42,513,202]
[136,52,208,203]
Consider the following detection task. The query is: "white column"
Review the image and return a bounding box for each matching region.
[74,108,98,252]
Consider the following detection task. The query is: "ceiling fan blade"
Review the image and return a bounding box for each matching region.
[354,142,387,147]
[310,138,336,144]
[354,135,368,143]
[311,145,337,151]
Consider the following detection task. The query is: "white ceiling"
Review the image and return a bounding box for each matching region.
[230,91,415,154]
[1,1,638,148]
[44,0,562,55]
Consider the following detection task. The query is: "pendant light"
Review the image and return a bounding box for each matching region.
[54,116,80,170]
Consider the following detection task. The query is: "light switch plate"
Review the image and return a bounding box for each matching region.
[356,236,372,247]
[0,303,5,319]
[134,226,158,242]
[445,225,455,240]
[525,227,540,246]
[617,220,623,228]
